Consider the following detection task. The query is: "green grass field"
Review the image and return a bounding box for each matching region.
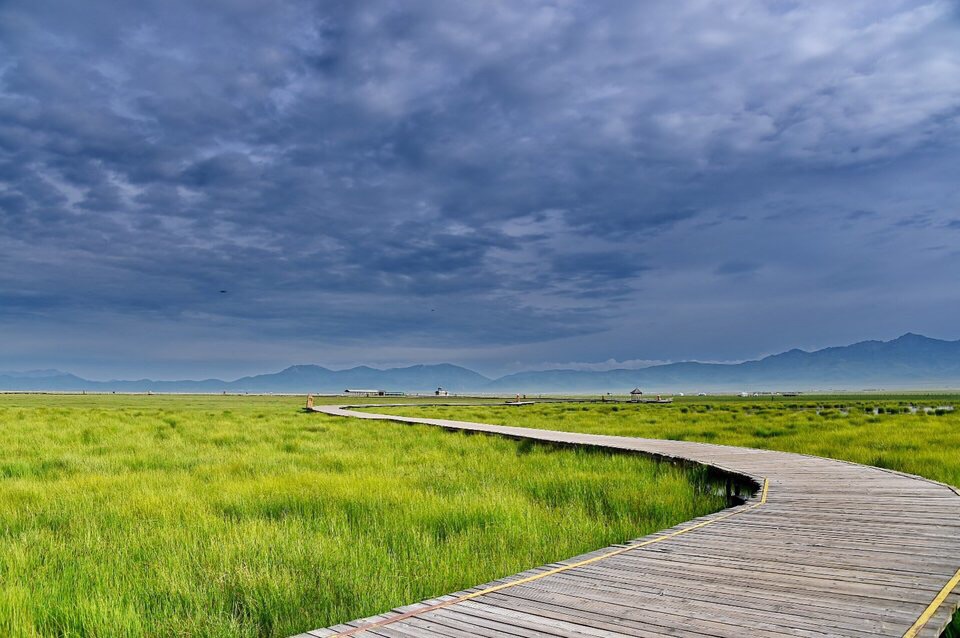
[0,394,724,637]
[375,394,960,637]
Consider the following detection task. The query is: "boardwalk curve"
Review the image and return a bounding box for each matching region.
[297,404,960,638]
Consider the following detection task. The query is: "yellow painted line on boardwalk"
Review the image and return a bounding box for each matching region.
[903,567,960,638]
[331,477,769,637]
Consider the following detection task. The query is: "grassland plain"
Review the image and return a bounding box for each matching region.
[0,394,724,637]
[375,394,960,637]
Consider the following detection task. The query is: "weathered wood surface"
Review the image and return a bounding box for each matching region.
[295,404,960,638]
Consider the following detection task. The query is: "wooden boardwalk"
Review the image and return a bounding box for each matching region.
[297,404,960,638]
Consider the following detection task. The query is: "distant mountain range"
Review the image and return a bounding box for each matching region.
[3,333,960,393]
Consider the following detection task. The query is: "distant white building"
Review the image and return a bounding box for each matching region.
[435,387,449,397]
[344,389,404,397]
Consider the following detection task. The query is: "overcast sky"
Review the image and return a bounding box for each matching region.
[1,0,959,379]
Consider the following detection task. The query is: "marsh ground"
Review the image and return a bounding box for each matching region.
[0,394,723,637]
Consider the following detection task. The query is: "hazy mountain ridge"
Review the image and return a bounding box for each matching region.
[2,334,959,393]
[0,363,492,393]
[488,333,960,391]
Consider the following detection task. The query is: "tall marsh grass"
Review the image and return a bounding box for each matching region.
[0,394,723,637]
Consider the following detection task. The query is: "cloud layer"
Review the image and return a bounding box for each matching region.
[1,0,959,377]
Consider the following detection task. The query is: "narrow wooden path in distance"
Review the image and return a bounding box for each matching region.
[296,404,960,638]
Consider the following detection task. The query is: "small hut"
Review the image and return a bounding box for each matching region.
[630,387,643,402]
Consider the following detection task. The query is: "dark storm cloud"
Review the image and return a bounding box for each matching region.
[1,0,960,376]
